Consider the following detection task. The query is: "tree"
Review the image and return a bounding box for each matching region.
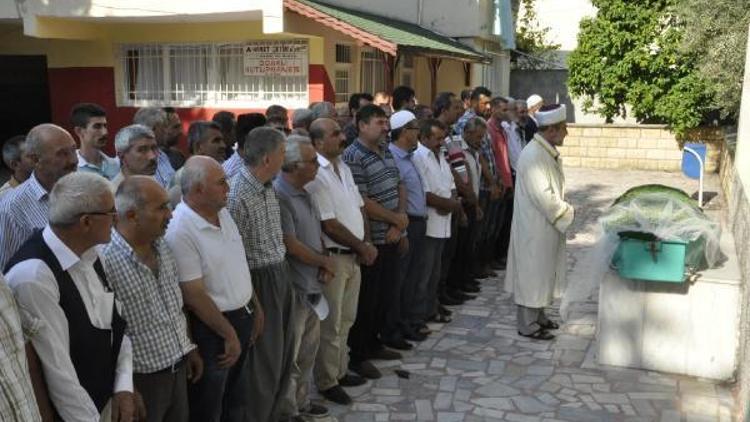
[512,0,561,69]
[567,0,712,133]
[676,0,749,122]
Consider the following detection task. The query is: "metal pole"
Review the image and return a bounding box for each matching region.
[683,147,704,208]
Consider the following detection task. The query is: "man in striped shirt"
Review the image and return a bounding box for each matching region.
[133,107,176,188]
[342,104,407,379]
[0,124,78,269]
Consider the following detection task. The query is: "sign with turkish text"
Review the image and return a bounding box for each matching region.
[243,39,308,77]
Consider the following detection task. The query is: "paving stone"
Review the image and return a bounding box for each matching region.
[330,168,734,421]
[415,399,434,421]
[436,412,465,422]
[511,396,553,413]
[474,381,521,397]
[659,410,681,422]
[434,392,453,410]
[591,393,630,404]
[470,397,514,411]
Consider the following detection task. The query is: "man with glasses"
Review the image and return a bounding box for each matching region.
[5,172,136,422]
[0,124,78,269]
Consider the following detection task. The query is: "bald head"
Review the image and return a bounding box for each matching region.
[25,123,78,189]
[310,118,345,159]
[181,155,230,211]
[116,175,172,240]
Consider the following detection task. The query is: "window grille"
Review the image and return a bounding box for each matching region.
[335,69,351,103]
[360,48,386,95]
[118,41,309,108]
[336,44,353,64]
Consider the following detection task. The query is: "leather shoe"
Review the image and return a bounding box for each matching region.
[366,348,402,360]
[447,289,474,301]
[439,294,463,306]
[438,305,453,317]
[320,385,352,405]
[338,373,367,387]
[383,338,413,351]
[348,360,382,379]
[460,284,480,294]
[403,330,428,342]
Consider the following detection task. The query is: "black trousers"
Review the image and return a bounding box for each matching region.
[448,206,479,289]
[348,243,400,363]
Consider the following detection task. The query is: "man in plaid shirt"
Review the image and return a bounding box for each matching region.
[227,126,295,422]
[104,176,202,421]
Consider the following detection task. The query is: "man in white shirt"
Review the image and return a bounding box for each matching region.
[165,156,262,422]
[412,119,461,327]
[4,172,136,422]
[305,118,377,405]
[71,103,120,180]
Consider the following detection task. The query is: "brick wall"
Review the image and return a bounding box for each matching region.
[560,124,724,173]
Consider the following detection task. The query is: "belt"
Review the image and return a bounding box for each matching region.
[155,355,186,374]
[408,215,427,222]
[327,247,354,255]
[223,301,254,319]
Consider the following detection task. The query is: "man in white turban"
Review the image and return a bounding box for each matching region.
[504,104,574,340]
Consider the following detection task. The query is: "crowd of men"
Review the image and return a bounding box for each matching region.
[0,84,574,422]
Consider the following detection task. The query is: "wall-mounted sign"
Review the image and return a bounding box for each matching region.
[243,39,308,76]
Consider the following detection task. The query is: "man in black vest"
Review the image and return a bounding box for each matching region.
[5,172,136,422]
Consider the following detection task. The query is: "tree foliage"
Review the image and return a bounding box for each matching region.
[675,0,749,122]
[512,0,561,70]
[567,0,712,133]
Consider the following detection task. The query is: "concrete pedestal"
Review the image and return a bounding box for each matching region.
[597,230,741,380]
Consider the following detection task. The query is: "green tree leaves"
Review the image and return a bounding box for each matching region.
[568,0,712,133]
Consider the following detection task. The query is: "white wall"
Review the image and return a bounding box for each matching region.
[735,25,750,193]
[317,0,497,39]
[517,0,597,67]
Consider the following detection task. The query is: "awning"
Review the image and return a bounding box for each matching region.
[284,0,491,63]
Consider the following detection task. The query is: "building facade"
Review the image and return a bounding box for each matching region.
[0,0,514,145]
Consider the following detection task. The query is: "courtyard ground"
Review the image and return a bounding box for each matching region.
[319,167,734,422]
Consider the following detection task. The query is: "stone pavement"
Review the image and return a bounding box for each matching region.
[312,167,734,422]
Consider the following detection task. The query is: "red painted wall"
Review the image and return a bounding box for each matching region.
[47,65,334,154]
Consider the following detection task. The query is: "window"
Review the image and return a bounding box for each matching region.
[118,41,309,108]
[360,47,386,95]
[335,69,351,104]
[400,53,414,88]
[334,44,354,104]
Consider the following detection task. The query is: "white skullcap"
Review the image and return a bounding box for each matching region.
[389,110,417,131]
[536,104,567,126]
[527,94,544,108]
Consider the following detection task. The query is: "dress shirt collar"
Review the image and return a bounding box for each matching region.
[42,225,98,271]
[175,201,221,232]
[26,172,49,202]
[274,174,306,197]
[389,143,413,159]
[110,228,165,264]
[76,150,105,169]
[316,153,333,169]
[239,163,271,191]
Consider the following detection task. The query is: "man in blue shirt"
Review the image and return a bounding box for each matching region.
[387,110,430,344]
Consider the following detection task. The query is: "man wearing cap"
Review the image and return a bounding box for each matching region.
[525,94,543,139]
[504,104,574,341]
[387,110,428,346]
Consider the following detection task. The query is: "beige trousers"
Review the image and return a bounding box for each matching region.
[313,253,361,390]
[284,294,321,413]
